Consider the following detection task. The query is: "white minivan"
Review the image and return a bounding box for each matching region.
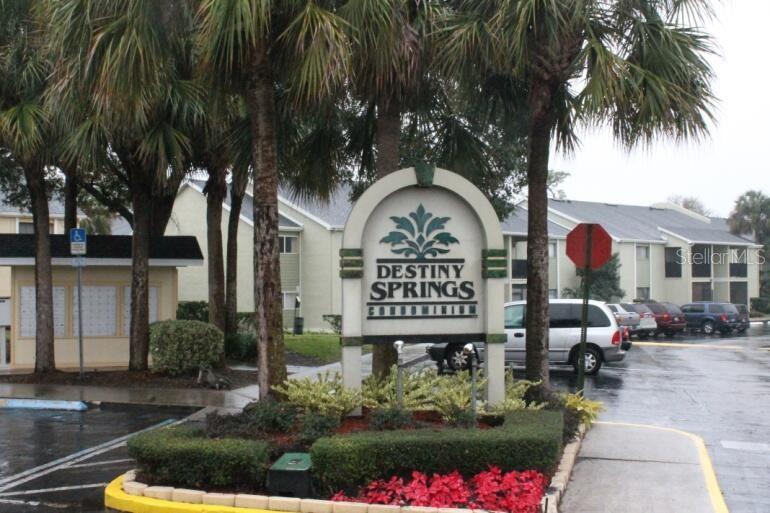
[427,299,629,375]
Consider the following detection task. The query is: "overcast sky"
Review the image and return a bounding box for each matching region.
[550,0,769,218]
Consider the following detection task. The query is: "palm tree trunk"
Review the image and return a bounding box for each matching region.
[225,172,248,339]
[63,166,78,232]
[25,165,55,373]
[371,95,402,378]
[524,79,557,389]
[128,186,152,371]
[205,166,227,332]
[246,56,287,398]
[149,191,176,237]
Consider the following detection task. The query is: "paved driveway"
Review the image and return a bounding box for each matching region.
[0,403,196,512]
[553,325,770,513]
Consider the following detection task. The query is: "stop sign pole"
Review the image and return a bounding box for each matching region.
[566,223,612,393]
[576,226,593,393]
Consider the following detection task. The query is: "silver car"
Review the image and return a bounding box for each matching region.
[427,299,629,375]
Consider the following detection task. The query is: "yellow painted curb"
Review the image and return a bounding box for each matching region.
[596,421,729,513]
[634,341,743,350]
[105,475,287,513]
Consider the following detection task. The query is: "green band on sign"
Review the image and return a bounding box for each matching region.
[414,163,435,187]
[482,249,507,258]
[482,258,507,269]
[340,269,363,279]
[339,259,363,269]
[483,269,507,279]
[339,248,362,257]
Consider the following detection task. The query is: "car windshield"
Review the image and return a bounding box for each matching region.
[724,304,739,314]
[664,303,683,315]
[736,304,748,314]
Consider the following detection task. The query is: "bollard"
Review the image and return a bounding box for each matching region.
[393,340,404,409]
[463,343,477,420]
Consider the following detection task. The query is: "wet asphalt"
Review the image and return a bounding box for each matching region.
[0,403,196,512]
[549,324,770,513]
[0,326,768,512]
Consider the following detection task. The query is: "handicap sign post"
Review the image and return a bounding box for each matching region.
[70,229,86,378]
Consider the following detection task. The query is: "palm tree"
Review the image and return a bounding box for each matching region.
[439,0,716,388]
[729,191,770,242]
[0,0,56,372]
[197,0,350,397]
[44,0,203,370]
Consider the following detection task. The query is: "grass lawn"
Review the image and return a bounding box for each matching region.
[284,333,371,365]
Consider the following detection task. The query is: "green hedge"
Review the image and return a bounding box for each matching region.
[177,301,209,322]
[150,320,224,375]
[225,333,257,361]
[127,426,270,490]
[310,410,563,492]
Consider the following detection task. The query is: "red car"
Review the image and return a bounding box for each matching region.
[642,302,687,336]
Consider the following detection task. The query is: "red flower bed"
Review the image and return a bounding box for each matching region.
[331,467,547,513]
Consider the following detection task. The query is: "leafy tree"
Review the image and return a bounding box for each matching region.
[729,190,770,299]
[668,195,711,216]
[563,253,625,302]
[547,170,570,200]
[44,0,203,370]
[0,0,59,372]
[196,0,351,397]
[439,0,716,388]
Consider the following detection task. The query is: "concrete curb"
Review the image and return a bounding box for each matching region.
[541,424,587,513]
[0,398,88,411]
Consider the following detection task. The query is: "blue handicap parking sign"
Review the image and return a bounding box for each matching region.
[70,228,86,243]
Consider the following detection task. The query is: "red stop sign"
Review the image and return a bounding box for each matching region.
[566,223,612,270]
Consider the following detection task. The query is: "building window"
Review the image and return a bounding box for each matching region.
[511,284,527,301]
[636,245,650,261]
[730,281,748,306]
[548,289,558,299]
[17,221,53,234]
[283,292,298,310]
[279,236,297,254]
[691,244,711,278]
[692,282,712,302]
[664,247,682,278]
[729,248,747,278]
[511,259,527,279]
[548,242,557,258]
[636,287,650,301]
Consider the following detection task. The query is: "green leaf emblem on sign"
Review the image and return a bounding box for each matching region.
[380,204,459,259]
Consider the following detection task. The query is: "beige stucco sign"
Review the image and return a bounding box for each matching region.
[340,166,507,405]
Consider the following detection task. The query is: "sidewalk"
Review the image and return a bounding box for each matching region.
[561,422,728,513]
[0,381,259,409]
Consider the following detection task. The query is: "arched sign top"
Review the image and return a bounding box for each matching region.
[342,167,504,250]
[339,166,507,406]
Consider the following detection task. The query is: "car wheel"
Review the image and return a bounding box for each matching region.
[446,345,470,371]
[738,326,748,333]
[637,331,649,339]
[573,347,602,375]
[702,320,715,335]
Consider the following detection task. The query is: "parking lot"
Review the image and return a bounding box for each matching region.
[552,324,770,513]
[0,403,196,512]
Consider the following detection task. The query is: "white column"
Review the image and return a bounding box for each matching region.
[341,344,362,415]
[485,343,505,405]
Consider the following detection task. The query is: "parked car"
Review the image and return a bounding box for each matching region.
[734,304,750,333]
[680,302,739,335]
[620,303,658,338]
[607,303,640,332]
[642,302,686,336]
[427,299,629,375]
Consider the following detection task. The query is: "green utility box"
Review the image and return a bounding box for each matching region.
[267,452,313,497]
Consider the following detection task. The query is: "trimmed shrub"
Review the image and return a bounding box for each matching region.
[150,320,224,375]
[176,301,209,322]
[225,333,257,361]
[127,426,270,490]
[310,410,563,492]
[297,414,340,446]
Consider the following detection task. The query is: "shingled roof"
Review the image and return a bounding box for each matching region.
[0,235,203,266]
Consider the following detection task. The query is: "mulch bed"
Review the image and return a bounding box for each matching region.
[0,367,258,390]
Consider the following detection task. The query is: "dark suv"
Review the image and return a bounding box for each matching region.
[681,302,739,335]
[642,302,686,336]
